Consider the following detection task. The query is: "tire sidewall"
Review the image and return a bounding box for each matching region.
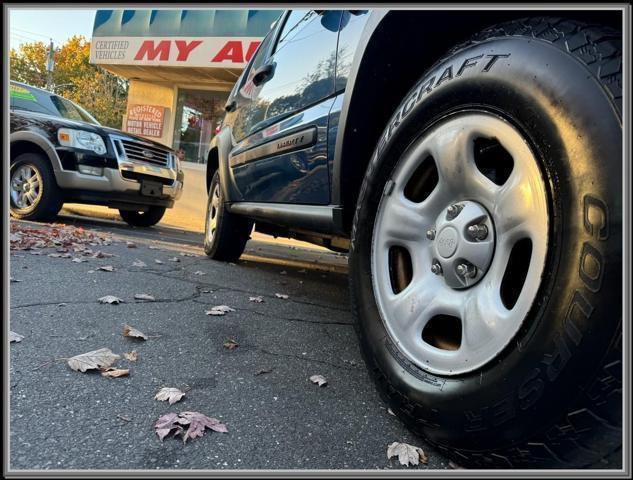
[350,35,622,450]
[204,172,222,255]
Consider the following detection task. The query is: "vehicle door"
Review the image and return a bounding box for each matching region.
[229,9,343,204]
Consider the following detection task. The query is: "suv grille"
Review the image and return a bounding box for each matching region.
[119,140,171,167]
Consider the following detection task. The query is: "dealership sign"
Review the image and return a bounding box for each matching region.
[91,37,261,68]
[125,105,166,138]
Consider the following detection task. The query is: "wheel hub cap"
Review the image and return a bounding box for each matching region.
[431,201,495,289]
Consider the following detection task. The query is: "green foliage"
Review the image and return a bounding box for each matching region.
[10,36,128,128]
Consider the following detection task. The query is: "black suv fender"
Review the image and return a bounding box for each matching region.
[10,130,64,180]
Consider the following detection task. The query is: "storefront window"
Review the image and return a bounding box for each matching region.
[172,88,228,164]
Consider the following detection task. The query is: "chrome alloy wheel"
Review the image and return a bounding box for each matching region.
[206,182,221,244]
[371,112,548,375]
[11,164,43,211]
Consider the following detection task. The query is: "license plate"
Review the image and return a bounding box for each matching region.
[141,181,163,197]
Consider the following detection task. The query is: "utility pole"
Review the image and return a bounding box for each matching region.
[46,39,54,91]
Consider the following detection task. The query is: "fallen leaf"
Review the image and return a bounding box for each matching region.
[10,331,24,343]
[180,252,195,257]
[98,295,124,304]
[255,368,272,376]
[309,374,328,387]
[387,442,428,466]
[101,367,130,378]
[249,296,264,303]
[154,411,227,443]
[123,324,148,340]
[193,271,206,276]
[132,259,147,268]
[155,387,186,405]
[154,259,164,264]
[205,305,236,316]
[10,277,21,283]
[223,338,239,350]
[93,251,114,258]
[168,257,180,262]
[275,293,289,299]
[58,303,67,307]
[124,351,138,362]
[98,265,115,272]
[148,245,160,250]
[126,241,137,248]
[387,408,396,416]
[72,257,87,263]
[67,348,121,372]
[134,293,156,301]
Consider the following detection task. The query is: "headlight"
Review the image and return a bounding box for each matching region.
[58,128,107,155]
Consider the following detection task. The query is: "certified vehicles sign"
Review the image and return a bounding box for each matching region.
[90,37,262,68]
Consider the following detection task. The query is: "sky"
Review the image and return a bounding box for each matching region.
[10,9,96,50]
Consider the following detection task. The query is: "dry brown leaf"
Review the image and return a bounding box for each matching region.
[155,411,227,443]
[98,295,124,304]
[309,374,328,387]
[134,293,156,301]
[98,265,115,272]
[10,277,21,283]
[124,351,138,362]
[101,367,130,378]
[249,296,264,303]
[205,305,235,316]
[132,259,147,268]
[387,442,428,466]
[67,348,121,372]
[154,259,164,264]
[126,241,137,248]
[275,293,289,299]
[168,257,180,262]
[223,338,239,350]
[155,387,186,405]
[10,331,24,343]
[123,324,148,340]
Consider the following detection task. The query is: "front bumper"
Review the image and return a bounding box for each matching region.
[55,163,183,200]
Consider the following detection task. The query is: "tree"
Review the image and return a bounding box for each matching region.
[10,36,128,128]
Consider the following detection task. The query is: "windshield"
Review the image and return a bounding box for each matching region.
[10,82,100,125]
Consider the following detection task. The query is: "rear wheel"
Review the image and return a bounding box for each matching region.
[119,206,166,227]
[350,18,622,468]
[10,153,62,221]
[204,171,252,261]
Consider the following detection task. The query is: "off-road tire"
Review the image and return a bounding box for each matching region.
[349,18,622,469]
[204,171,252,261]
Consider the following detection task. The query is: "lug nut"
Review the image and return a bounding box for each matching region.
[456,263,477,279]
[431,262,443,275]
[426,229,436,240]
[446,204,463,220]
[467,224,488,241]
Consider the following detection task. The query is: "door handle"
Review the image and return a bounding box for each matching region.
[252,63,275,87]
[224,100,236,112]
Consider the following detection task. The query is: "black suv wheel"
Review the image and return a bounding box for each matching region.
[10,152,63,221]
[350,18,622,468]
[119,206,166,227]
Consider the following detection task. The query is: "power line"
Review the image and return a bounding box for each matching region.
[13,27,61,43]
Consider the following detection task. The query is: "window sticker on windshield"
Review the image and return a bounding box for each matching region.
[10,84,37,101]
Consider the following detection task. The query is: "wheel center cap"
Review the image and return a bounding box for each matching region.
[437,226,459,258]
[430,201,496,289]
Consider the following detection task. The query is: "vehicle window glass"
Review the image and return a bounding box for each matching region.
[273,10,316,54]
[10,83,99,125]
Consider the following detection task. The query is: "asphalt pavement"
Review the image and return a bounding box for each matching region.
[9,216,450,470]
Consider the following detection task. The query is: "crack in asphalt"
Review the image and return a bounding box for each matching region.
[253,346,359,371]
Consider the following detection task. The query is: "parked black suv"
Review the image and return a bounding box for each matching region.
[9,81,183,226]
[205,10,623,468]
